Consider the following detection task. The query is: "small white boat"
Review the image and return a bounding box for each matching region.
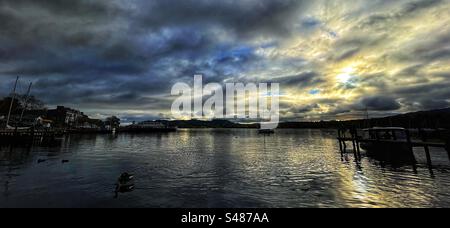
[6,124,31,131]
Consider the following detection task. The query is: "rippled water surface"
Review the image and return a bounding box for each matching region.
[1,129,450,208]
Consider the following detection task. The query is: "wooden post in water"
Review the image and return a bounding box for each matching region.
[405,130,413,153]
[337,129,344,154]
[405,129,417,169]
[420,129,433,168]
[350,128,360,160]
[445,140,450,162]
[31,127,35,141]
[352,138,357,158]
[375,130,380,142]
[342,130,347,152]
[356,131,361,158]
[351,129,356,154]
[338,131,344,154]
[392,130,397,141]
[338,139,344,154]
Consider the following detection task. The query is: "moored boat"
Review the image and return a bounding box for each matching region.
[360,127,414,161]
[120,121,177,133]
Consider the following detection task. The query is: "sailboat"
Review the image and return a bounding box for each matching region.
[3,76,33,131]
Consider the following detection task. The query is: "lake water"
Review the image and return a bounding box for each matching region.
[1,129,450,208]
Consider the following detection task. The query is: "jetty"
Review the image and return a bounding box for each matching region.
[337,127,450,168]
[0,128,62,145]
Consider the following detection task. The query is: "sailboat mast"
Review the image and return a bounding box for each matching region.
[365,106,370,120]
[6,76,19,128]
[364,106,370,128]
[19,82,33,123]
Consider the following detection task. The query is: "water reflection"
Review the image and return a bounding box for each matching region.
[0,129,449,208]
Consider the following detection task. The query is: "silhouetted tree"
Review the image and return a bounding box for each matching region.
[105,116,121,129]
[14,94,45,110]
[0,95,45,115]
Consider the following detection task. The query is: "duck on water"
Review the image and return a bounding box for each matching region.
[115,172,135,196]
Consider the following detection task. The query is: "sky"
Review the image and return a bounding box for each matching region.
[0,0,449,122]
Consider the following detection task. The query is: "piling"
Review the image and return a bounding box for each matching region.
[419,129,433,168]
[445,140,450,160]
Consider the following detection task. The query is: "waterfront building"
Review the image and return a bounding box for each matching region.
[47,106,87,127]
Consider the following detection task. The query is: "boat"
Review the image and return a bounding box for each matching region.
[121,121,177,133]
[258,128,275,134]
[3,77,34,132]
[359,127,414,161]
[6,124,31,131]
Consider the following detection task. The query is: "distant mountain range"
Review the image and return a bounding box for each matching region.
[158,107,450,129]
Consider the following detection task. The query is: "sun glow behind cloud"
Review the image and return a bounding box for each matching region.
[336,66,356,84]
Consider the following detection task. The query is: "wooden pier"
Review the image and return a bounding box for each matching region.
[0,129,61,145]
[337,128,450,168]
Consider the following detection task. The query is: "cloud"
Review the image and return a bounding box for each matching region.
[271,72,324,88]
[0,0,449,121]
[359,0,443,29]
[132,0,311,38]
[356,96,401,111]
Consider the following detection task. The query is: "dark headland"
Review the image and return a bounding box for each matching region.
[160,107,450,129]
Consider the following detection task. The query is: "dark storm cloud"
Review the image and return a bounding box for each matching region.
[319,96,402,120]
[413,46,450,62]
[393,31,450,65]
[355,96,401,111]
[394,81,450,110]
[326,107,352,116]
[328,33,387,64]
[397,64,425,76]
[356,73,388,90]
[131,0,309,37]
[0,0,313,115]
[288,104,320,114]
[418,99,450,110]
[1,0,114,16]
[271,72,325,88]
[30,74,175,106]
[1,0,449,120]
[396,82,450,96]
[0,0,117,45]
[359,0,443,28]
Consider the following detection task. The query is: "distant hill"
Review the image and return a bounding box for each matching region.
[373,107,450,129]
[156,108,450,129]
[160,119,258,129]
[280,107,450,129]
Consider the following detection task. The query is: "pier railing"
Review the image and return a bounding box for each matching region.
[337,128,450,168]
